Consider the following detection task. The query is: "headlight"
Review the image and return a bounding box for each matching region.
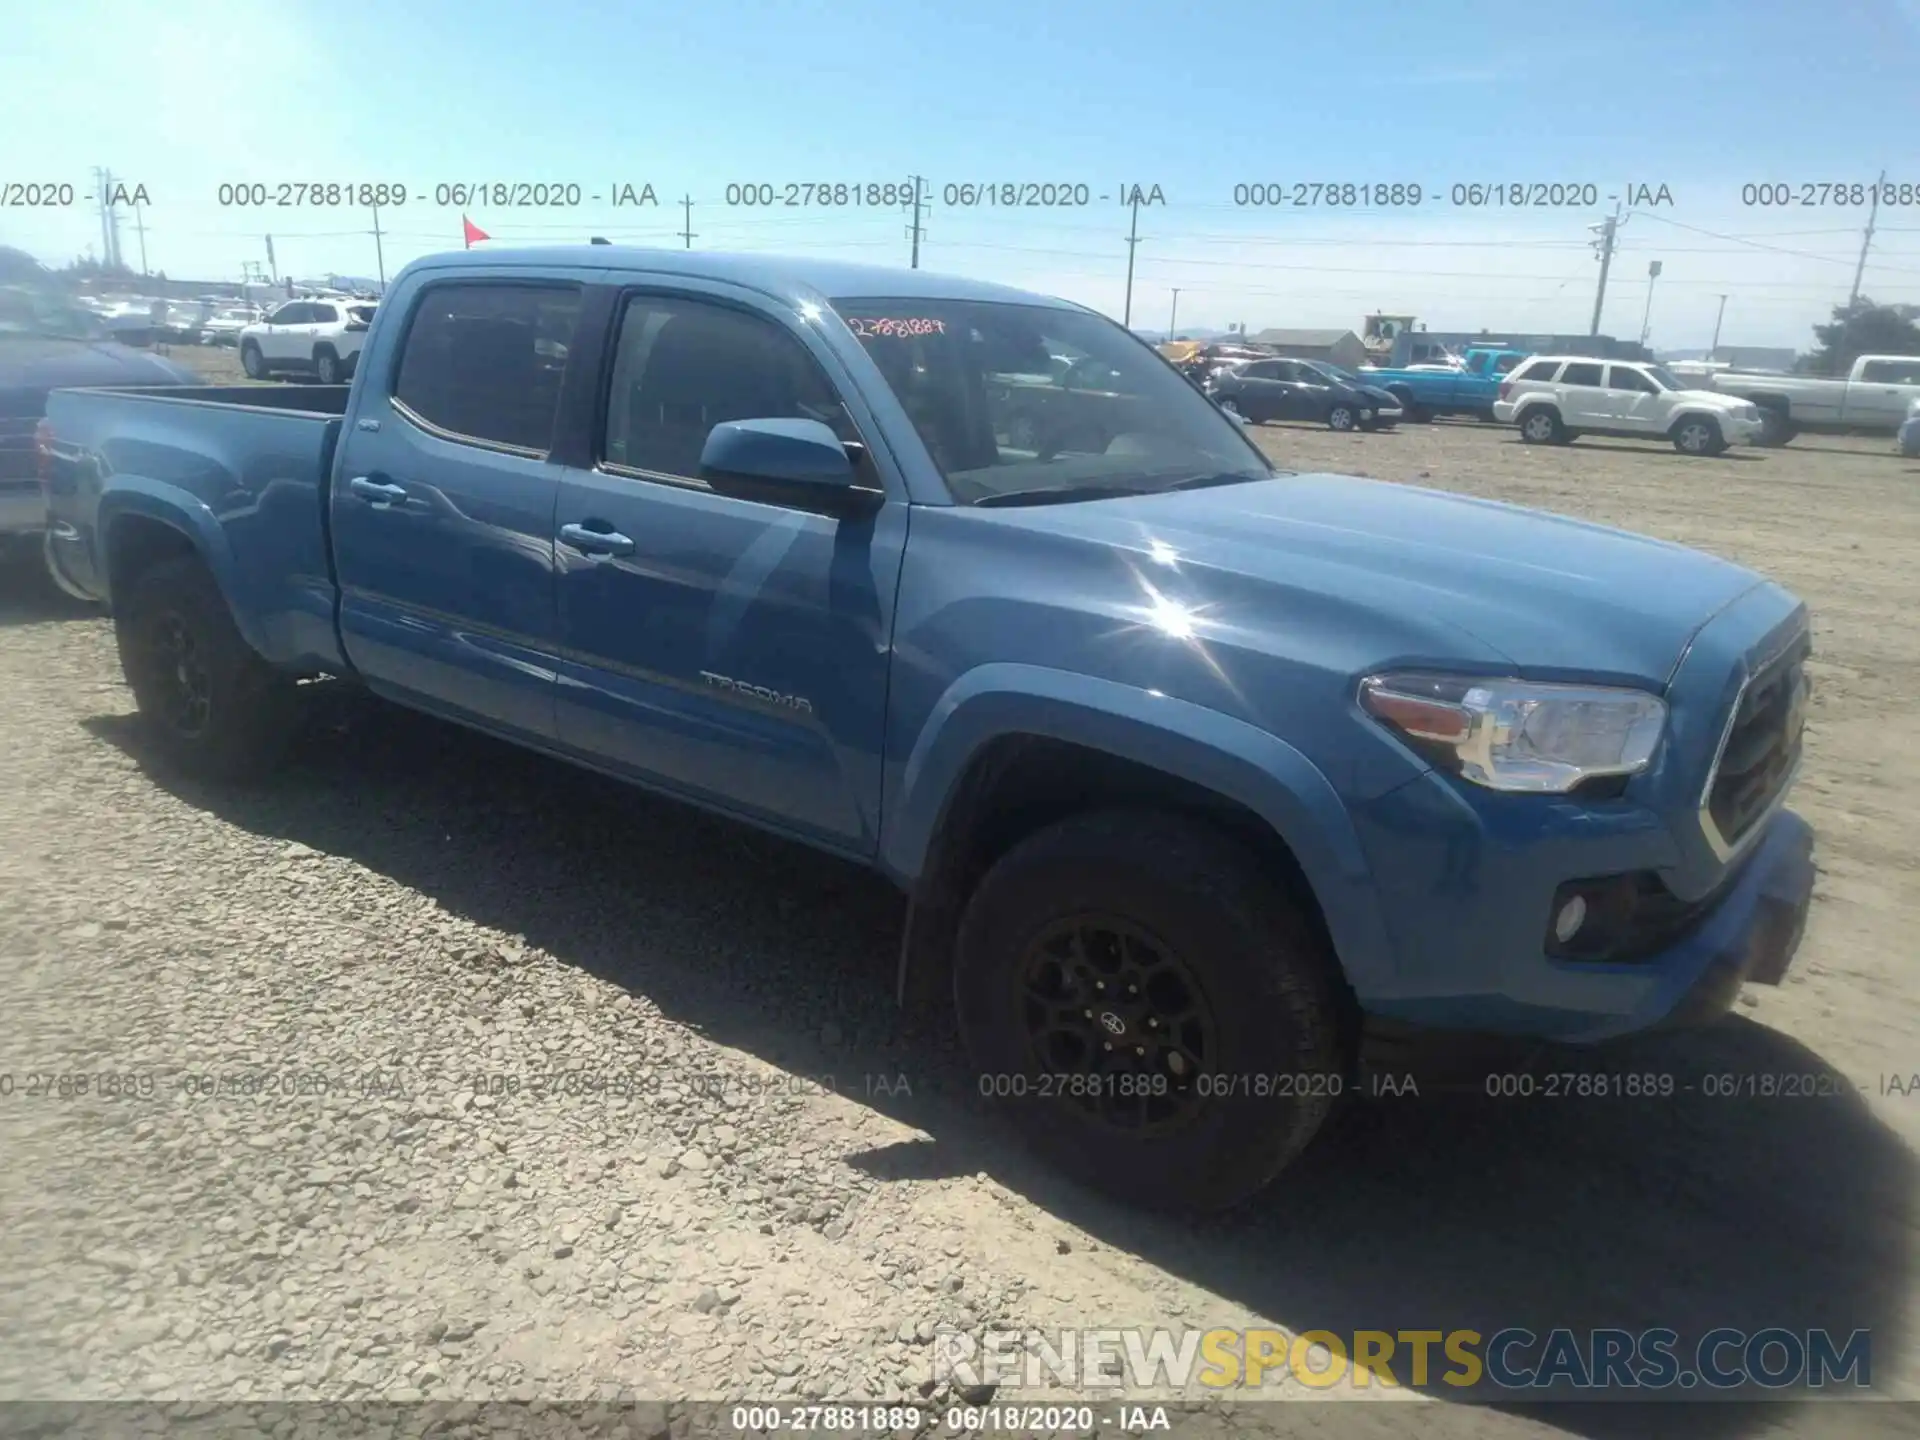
[1358,672,1667,793]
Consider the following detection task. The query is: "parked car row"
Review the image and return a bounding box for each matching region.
[1203,357,1404,431]
[240,298,380,383]
[1494,357,1767,455]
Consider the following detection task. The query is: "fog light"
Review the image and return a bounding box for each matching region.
[1553,894,1588,944]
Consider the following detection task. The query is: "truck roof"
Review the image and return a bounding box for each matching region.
[397,245,1080,311]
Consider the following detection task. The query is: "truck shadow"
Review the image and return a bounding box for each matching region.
[84,692,1913,1438]
[0,556,100,628]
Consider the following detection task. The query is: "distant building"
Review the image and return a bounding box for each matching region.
[1249,328,1368,369]
[1384,329,1650,367]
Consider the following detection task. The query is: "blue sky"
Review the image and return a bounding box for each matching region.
[5,0,1919,349]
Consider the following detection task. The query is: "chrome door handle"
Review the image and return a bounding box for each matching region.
[348,476,408,505]
[560,522,636,557]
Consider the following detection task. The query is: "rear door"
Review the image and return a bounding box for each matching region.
[304,303,340,369]
[1556,360,1609,427]
[548,282,908,854]
[329,272,592,742]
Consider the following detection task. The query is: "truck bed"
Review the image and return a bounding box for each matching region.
[42,383,349,674]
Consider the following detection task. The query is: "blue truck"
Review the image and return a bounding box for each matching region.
[41,247,1815,1212]
[1360,346,1533,422]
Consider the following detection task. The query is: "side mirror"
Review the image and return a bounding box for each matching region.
[699,418,880,515]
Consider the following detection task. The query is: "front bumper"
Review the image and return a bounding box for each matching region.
[1365,404,1403,426]
[1349,775,1814,1044]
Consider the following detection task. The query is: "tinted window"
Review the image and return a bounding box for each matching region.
[347,305,377,325]
[1240,361,1278,379]
[831,297,1271,505]
[1860,359,1920,384]
[393,282,583,454]
[311,304,339,324]
[1561,362,1604,387]
[1608,366,1659,393]
[267,303,302,324]
[602,296,857,479]
[1513,359,1560,382]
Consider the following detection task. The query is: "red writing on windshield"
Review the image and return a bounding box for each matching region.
[847,316,946,338]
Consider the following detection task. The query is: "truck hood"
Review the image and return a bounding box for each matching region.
[1006,473,1763,686]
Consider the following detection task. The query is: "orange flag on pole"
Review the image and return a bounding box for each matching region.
[462,216,490,248]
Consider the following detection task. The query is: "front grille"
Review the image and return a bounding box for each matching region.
[1703,630,1810,855]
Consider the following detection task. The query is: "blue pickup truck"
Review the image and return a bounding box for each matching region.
[1361,346,1533,422]
[41,247,1815,1212]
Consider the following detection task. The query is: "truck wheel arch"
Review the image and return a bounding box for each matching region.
[883,667,1394,1012]
[100,497,268,658]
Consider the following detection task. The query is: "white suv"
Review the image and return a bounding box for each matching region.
[240,298,378,384]
[1493,355,1764,456]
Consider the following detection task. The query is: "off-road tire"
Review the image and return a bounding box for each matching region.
[115,556,298,782]
[954,808,1346,1213]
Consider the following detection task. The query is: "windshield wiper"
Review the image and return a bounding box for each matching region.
[972,484,1149,508]
[1162,470,1284,492]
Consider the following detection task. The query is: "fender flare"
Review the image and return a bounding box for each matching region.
[881,663,1397,995]
[97,482,272,657]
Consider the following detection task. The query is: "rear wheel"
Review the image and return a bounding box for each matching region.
[314,346,341,384]
[954,809,1346,1213]
[115,556,298,782]
[1754,408,1797,447]
[240,341,267,380]
[1518,407,1566,445]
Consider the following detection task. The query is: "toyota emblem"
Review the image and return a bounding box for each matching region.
[1098,1012,1127,1036]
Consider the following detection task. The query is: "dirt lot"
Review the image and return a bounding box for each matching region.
[1,388,1916,1437]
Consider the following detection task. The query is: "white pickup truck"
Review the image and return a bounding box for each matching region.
[1706,353,1920,446]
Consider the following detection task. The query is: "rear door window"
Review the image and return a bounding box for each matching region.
[1561,362,1604,387]
[391,282,584,456]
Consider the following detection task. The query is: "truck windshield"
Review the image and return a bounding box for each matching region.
[830,298,1273,505]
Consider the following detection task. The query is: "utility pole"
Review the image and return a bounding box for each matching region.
[264,235,277,284]
[679,194,697,249]
[1709,294,1728,362]
[1588,200,1624,337]
[906,176,926,269]
[1638,259,1662,347]
[1122,190,1142,328]
[370,204,386,289]
[133,204,149,275]
[1847,169,1886,309]
[1168,287,1181,340]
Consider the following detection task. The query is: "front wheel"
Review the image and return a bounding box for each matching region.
[115,556,299,782]
[1673,416,1726,456]
[240,342,268,379]
[954,810,1346,1213]
[1327,404,1357,432]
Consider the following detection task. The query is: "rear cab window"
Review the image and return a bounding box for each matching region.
[391,282,584,456]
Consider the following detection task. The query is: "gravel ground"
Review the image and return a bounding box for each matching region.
[1,393,1916,1439]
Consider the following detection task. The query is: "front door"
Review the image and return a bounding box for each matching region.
[329,274,591,742]
[550,286,907,854]
[258,302,304,363]
[1604,365,1664,433]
